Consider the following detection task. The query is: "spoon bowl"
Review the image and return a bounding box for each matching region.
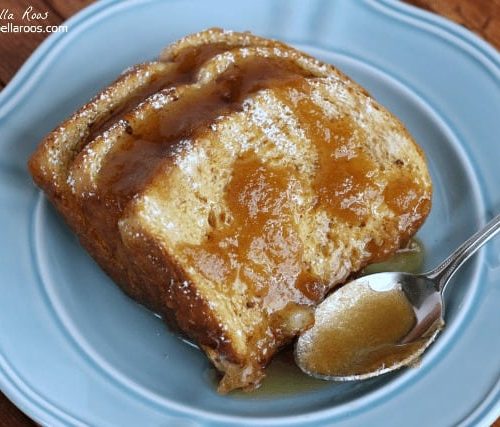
[295,214,500,381]
[367,272,443,345]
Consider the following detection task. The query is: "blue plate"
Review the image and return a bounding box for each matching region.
[0,0,499,425]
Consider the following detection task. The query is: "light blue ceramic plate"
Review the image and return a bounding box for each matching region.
[0,0,499,425]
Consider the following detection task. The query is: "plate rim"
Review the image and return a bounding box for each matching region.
[0,0,499,425]
[27,46,485,424]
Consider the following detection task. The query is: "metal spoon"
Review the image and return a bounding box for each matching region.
[295,214,500,381]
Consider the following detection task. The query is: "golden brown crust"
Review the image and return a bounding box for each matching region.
[28,62,170,194]
[118,220,237,357]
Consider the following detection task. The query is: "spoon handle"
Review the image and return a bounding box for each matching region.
[427,214,500,291]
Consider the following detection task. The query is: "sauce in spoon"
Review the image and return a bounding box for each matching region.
[297,214,500,381]
[295,281,432,378]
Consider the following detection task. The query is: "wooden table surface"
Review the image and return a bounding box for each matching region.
[0,0,498,425]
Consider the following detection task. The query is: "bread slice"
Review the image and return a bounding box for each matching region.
[29,28,296,292]
[28,29,432,393]
[28,29,285,240]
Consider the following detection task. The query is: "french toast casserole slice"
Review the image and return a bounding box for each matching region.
[28,29,432,393]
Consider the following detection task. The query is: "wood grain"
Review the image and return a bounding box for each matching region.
[0,1,498,426]
[0,0,75,84]
[42,0,92,21]
[0,396,32,427]
[407,0,500,47]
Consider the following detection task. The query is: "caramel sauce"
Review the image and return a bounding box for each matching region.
[180,153,312,305]
[296,282,419,377]
[88,43,243,142]
[276,85,378,226]
[295,270,326,301]
[384,175,431,240]
[275,83,430,263]
[98,57,312,201]
[170,42,236,77]
[362,176,430,261]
